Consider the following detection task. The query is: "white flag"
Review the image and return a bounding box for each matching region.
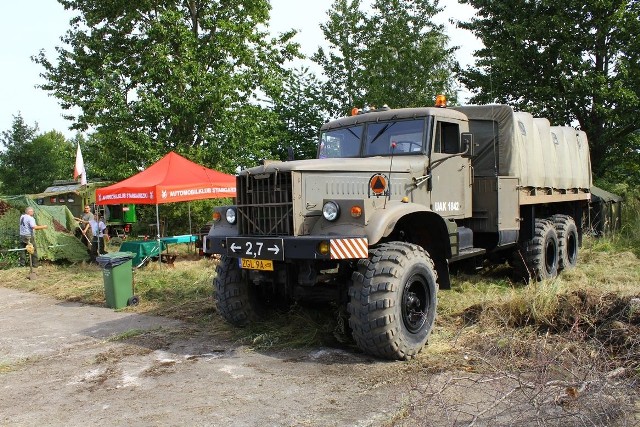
[74,143,87,185]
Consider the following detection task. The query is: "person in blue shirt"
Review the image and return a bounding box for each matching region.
[19,207,48,267]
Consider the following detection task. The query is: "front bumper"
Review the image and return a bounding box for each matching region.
[203,235,368,261]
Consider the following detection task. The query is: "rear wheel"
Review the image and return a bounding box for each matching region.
[551,215,578,270]
[348,242,438,360]
[512,219,559,281]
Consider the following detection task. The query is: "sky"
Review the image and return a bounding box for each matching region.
[0,0,481,138]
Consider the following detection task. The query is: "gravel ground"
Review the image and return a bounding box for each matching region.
[3,285,636,427]
[0,287,413,426]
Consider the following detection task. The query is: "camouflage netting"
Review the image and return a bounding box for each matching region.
[0,195,89,263]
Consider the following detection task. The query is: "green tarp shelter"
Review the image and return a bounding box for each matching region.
[0,195,89,263]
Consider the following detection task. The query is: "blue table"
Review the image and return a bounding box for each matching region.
[160,235,197,255]
[119,240,166,268]
[160,235,197,244]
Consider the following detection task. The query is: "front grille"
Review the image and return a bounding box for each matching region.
[237,172,294,236]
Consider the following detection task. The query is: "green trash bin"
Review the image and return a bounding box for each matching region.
[97,252,136,309]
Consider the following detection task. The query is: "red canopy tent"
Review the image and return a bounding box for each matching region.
[95,152,236,261]
[95,151,236,205]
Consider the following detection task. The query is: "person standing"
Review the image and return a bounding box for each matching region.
[19,207,48,267]
[75,205,94,246]
[75,205,94,224]
[89,213,108,259]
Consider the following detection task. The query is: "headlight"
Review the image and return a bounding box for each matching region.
[322,201,340,221]
[225,208,237,224]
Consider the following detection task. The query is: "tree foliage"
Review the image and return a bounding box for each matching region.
[313,0,367,117]
[34,0,301,179]
[457,0,640,179]
[314,0,458,117]
[363,0,457,108]
[269,67,327,161]
[0,115,74,195]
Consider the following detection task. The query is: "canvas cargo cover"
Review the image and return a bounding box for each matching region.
[550,127,572,188]
[514,112,545,188]
[452,105,515,178]
[453,105,591,191]
[551,127,592,189]
[576,131,593,188]
[533,118,558,188]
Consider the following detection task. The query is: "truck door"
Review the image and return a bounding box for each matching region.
[429,120,472,219]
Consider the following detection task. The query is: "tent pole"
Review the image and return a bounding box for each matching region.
[156,203,161,268]
[188,202,193,253]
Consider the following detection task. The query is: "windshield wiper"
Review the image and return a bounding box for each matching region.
[369,122,396,145]
[346,127,360,139]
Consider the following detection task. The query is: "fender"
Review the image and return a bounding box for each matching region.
[366,201,454,289]
[366,202,451,254]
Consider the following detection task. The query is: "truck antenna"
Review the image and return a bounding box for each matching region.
[385,142,397,209]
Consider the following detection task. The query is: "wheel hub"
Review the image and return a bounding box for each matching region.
[402,276,429,333]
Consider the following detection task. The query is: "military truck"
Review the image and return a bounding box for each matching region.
[203,99,592,360]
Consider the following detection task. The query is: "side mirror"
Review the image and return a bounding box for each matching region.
[461,133,474,157]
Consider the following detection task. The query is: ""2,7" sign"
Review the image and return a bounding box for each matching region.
[226,237,284,261]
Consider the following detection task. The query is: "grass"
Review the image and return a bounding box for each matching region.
[0,197,638,364]
[0,361,17,374]
[108,328,148,342]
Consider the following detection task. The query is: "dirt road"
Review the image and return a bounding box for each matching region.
[3,284,637,427]
[0,287,412,426]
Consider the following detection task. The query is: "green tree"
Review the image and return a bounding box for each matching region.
[314,0,457,116]
[363,0,457,108]
[30,131,76,190]
[0,115,37,194]
[0,115,74,194]
[269,67,327,161]
[313,0,367,117]
[457,0,640,179]
[34,0,300,179]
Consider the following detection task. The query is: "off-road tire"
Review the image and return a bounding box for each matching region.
[551,214,578,270]
[214,256,264,325]
[348,242,438,360]
[512,218,559,281]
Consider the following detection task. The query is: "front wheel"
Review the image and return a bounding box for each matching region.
[214,256,266,325]
[348,242,438,360]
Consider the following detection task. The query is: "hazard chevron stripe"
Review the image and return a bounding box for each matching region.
[330,238,369,259]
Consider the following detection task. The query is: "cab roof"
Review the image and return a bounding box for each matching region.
[320,107,468,131]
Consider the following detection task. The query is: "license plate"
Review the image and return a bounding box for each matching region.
[240,258,274,271]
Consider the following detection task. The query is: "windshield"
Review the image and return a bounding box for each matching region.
[365,119,426,156]
[319,125,363,158]
[318,119,428,159]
